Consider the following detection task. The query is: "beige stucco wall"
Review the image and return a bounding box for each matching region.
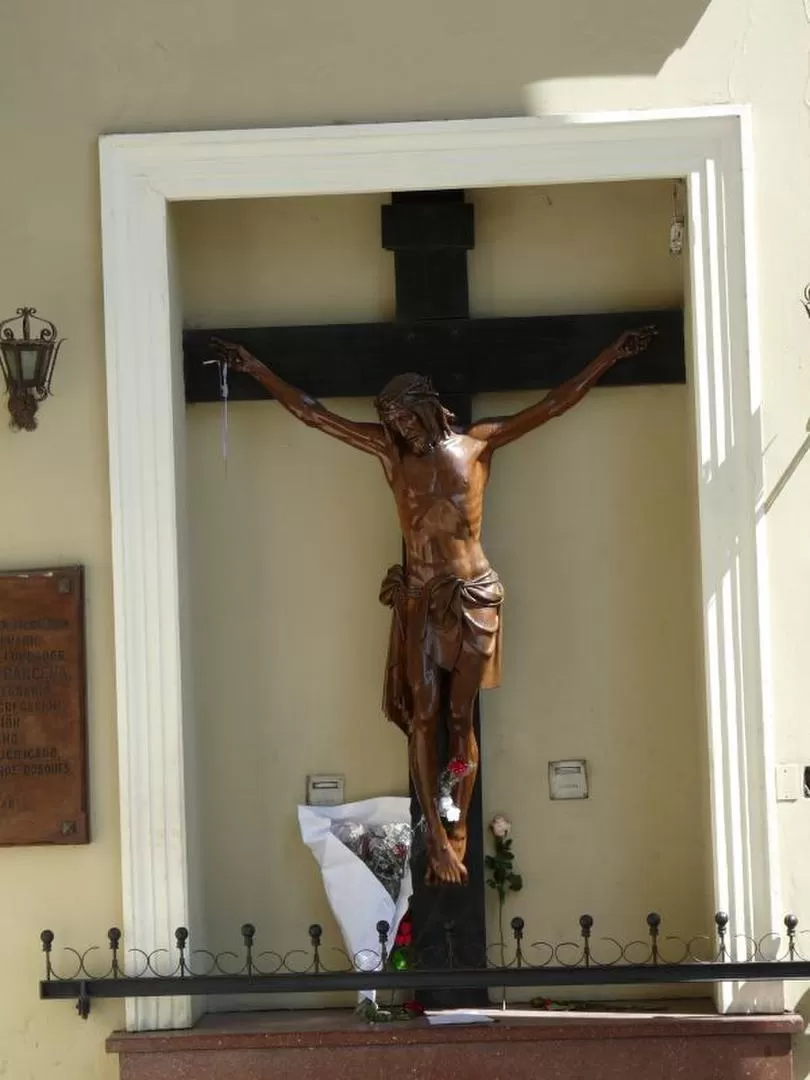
[1,0,809,1075]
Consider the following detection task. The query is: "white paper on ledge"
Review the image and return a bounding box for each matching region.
[298,797,413,1000]
[427,1012,496,1025]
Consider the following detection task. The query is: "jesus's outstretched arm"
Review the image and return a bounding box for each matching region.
[210,338,387,459]
[467,326,656,452]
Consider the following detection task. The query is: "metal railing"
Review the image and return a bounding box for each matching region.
[39,911,810,1019]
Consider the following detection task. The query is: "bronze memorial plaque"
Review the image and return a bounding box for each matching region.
[0,566,88,845]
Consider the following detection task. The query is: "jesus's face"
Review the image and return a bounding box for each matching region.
[381,405,434,455]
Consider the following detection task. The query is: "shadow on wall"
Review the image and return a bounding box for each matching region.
[72,0,714,132]
[323,0,715,93]
[453,0,714,82]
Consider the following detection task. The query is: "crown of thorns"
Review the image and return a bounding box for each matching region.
[374,373,440,413]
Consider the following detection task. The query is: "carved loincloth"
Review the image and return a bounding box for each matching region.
[379,564,504,735]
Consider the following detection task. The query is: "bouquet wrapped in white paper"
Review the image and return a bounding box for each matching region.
[298,796,413,1002]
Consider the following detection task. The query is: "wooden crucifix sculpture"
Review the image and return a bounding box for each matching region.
[210,324,655,886]
[187,189,681,996]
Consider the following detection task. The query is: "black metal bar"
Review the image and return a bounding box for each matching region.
[39,960,810,1004]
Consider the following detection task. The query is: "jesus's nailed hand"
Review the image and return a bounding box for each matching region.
[613,325,657,360]
[209,337,257,373]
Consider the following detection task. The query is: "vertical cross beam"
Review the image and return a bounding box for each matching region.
[382,191,488,1005]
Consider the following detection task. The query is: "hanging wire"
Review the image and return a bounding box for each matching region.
[202,357,229,464]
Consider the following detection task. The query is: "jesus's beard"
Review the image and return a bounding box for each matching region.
[381,418,435,456]
[406,433,434,455]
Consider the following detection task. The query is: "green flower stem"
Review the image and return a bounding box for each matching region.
[485,826,523,1011]
[498,895,506,967]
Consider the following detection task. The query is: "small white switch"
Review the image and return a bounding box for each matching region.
[548,760,588,800]
[307,774,345,806]
[775,764,802,802]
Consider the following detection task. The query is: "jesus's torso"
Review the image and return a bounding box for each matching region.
[381,432,492,586]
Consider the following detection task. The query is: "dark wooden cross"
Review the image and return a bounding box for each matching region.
[183,191,684,1005]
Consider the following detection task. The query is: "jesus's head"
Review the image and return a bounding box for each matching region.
[374,373,455,455]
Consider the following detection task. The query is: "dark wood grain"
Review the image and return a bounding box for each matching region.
[184,309,684,404]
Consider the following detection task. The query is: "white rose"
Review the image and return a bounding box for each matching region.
[489,814,511,839]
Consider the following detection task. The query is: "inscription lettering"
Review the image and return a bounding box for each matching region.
[0,634,44,649]
[0,649,65,662]
[22,761,71,776]
[1,745,58,760]
[0,668,69,682]
[3,684,61,698]
[0,618,69,631]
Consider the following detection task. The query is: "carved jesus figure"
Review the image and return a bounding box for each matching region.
[212,328,655,886]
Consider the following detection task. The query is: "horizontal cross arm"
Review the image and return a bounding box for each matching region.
[183,309,684,403]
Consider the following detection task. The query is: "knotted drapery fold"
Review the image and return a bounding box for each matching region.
[379,564,503,734]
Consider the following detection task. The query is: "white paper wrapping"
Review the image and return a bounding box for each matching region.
[298,797,413,1002]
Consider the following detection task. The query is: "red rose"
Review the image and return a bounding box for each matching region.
[448,758,469,777]
[403,1000,425,1016]
[395,915,413,946]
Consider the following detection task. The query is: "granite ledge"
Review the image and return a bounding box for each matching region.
[107,1007,805,1055]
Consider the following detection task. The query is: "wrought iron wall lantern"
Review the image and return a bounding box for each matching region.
[0,307,63,431]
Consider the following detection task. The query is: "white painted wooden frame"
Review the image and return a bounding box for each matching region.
[99,109,780,1030]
